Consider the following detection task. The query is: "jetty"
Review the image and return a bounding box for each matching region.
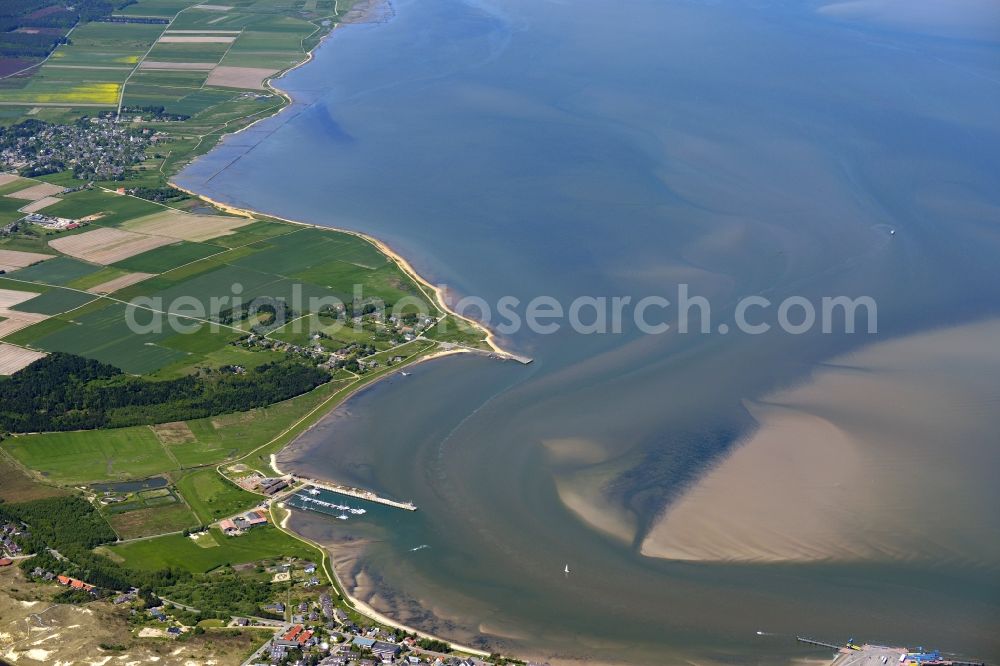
[492,350,533,364]
[292,477,417,511]
[797,637,985,666]
[448,343,531,364]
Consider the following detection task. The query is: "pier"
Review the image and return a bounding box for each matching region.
[797,637,985,666]
[291,477,417,511]
[493,351,533,364]
[797,637,846,651]
[451,343,532,364]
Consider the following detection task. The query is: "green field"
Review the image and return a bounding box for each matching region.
[64,266,133,291]
[41,189,166,227]
[107,525,317,572]
[112,241,222,273]
[12,300,191,373]
[0,377,352,485]
[9,286,97,316]
[167,378,350,466]
[10,256,103,286]
[3,427,174,484]
[424,314,490,348]
[176,468,260,524]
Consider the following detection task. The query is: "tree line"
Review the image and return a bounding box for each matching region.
[0,352,330,432]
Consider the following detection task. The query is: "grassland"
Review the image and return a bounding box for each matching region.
[0,454,67,502]
[0,374,351,482]
[176,467,260,524]
[107,525,317,572]
[106,502,199,539]
[3,427,175,484]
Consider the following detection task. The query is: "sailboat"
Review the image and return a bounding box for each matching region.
[564,564,570,574]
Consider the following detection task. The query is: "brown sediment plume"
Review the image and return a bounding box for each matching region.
[641,319,1000,565]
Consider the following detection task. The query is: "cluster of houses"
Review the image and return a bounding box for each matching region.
[0,117,159,181]
[237,309,438,375]
[246,594,514,666]
[1,522,25,558]
[113,589,139,605]
[255,622,496,666]
[219,509,269,536]
[269,624,319,662]
[56,574,97,593]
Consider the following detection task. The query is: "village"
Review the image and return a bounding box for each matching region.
[0,116,161,181]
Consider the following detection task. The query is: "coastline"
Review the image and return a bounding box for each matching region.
[166,8,516,362]
[167,14,509,659]
[272,498,490,657]
[171,180,515,361]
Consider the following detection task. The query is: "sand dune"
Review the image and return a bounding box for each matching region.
[642,319,1000,565]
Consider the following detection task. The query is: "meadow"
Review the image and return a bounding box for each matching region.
[0,376,351,483]
[176,467,260,524]
[3,427,174,484]
[105,501,198,539]
[107,525,317,572]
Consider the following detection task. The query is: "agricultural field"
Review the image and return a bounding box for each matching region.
[107,525,317,572]
[112,240,222,272]
[0,342,46,374]
[122,208,251,241]
[9,255,103,285]
[49,226,177,264]
[2,286,95,315]
[40,188,166,225]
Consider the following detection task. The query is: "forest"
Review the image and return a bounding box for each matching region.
[0,0,134,59]
[0,352,331,432]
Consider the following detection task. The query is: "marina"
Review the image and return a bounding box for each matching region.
[289,479,417,512]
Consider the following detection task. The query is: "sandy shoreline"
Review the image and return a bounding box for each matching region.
[172,180,513,360]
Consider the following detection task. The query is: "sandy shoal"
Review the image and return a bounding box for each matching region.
[642,319,1000,564]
